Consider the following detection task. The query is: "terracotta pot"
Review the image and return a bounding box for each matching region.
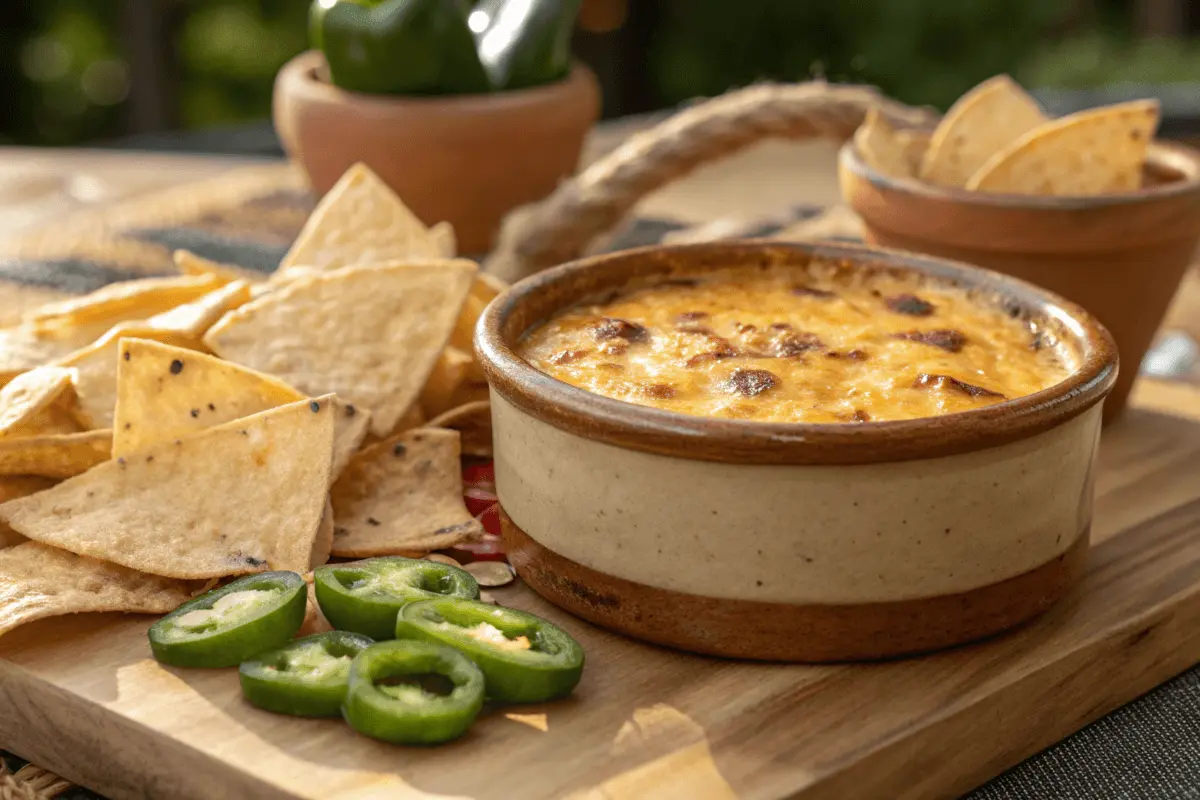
[273,50,600,254]
[476,241,1117,662]
[840,140,1200,421]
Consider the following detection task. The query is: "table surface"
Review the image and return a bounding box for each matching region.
[1,134,1199,800]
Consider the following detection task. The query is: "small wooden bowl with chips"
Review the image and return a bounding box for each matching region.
[476,240,1117,662]
[273,50,600,254]
[839,80,1200,420]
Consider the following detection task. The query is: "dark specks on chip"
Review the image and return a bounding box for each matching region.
[169,359,184,374]
[393,443,407,457]
[309,400,320,412]
[344,403,357,417]
[189,409,200,418]
[366,517,381,526]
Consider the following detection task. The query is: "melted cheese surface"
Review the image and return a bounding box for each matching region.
[518,266,1070,424]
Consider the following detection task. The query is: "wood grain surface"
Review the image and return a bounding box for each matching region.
[1,382,1199,800]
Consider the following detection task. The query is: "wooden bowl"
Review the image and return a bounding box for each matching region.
[273,50,600,254]
[476,241,1117,662]
[840,140,1200,421]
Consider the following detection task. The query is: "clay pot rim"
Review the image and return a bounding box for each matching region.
[277,49,597,115]
[839,138,1200,210]
[476,241,1118,466]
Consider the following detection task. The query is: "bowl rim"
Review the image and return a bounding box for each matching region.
[839,138,1200,210]
[475,241,1119,466]
[277,49,597,112]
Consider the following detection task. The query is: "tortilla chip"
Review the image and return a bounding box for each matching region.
[420,347,473,420]
[426,400,493,458]
[204,261,477,437]
[332,398,371,481]
[0,542,197,637]
[112,338,304,458]
[58,325,201,429]
[311,499,335,570]
[27,274,226,327]
[429,221,457,258]
[0,477,56,549]
[299,575,335,636]
[854,108,924,179]
[330,428,482,558]
[0,322,125,381]
[920,75,1047,187]
[0,430,112,479]
[279,164,445,276]
[0,366,78,437]
[472,273,508,305]
[145,280,252,340]
[0,397,336,579]
[173,250,251,282]
[966,100,1160,195]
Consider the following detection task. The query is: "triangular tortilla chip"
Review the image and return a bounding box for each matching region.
[0,366,79,437]
[429,221,457,258]
[331,398,371,481]
[330,428,481,557]
[0,477,56,549]
[174,249,253,282]
[0,430,112,479]
[0,397,336,579]
[112,338,304,458]
[0,321,126,382]
[204,261,477,437]
[0,542,197,637]
[855,107,923,179]
[145,280,252,340]
[279,164,446,275]
[426,400,493,458]
[26,274,226,327]
[472,272,508,305]
[57,324,201,429]
[420,346,474,419]
[920,75,1047,187]
[966,100,1160,195]
[311,499,335,570]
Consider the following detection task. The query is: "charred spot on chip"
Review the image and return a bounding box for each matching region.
[169,359,184,375]
[792,285,836,299]
[885,294,935,316]
[591,317,648,344]
[244,555,266,567]
[145,455,154,463]
[893,329,967,353]
[122,351,131,361]
[123,422,132,430]
[309,400,321,412]
[334,526,349,538]
[435,522,477,535]
[640,383,676,399]
[117,457,126,467]
[189,409,200,418]
[548,348,589,365]
[207,403,216,411]
[725,368,778,397]
[912,373,1005,399]
[344,403,357,417]
[366,517,381,527]
[393,443,407,457]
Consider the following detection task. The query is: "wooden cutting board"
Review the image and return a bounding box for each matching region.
[1,381,1199,800]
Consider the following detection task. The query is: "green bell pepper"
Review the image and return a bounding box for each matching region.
[239,631,374,717]
[343,640,485,744]
[313,556,479,640]
[311,0,491,95]
[395,597,584,702]
[148,571,307,669]
[471,0,582,90]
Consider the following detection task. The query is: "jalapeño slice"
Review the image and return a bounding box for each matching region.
[343,640,485,745]
[239,631,374,717]
[148,571,306,668]
[313,557,479,640]
[395,598,584,703]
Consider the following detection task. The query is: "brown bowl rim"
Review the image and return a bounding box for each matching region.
[475,241,1118,466]
[839,138,1200,210]
[278,49,596,113]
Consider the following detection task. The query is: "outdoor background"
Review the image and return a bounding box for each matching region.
[2,0,1200,149]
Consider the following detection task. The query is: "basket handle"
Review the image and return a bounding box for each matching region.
[484,81,934,281]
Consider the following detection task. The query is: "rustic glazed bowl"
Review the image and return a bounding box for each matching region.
[273,50,600,254]
[476,241,1117,662]
[840,139,1200,422]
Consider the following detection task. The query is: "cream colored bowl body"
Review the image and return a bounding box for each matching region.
[493,392,1100,605]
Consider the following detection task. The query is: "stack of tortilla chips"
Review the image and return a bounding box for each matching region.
[0,164,502,637]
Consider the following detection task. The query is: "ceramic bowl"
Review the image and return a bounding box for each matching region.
[273,50,600,254]
[475,241,1118,662]
[840,139,1200,422]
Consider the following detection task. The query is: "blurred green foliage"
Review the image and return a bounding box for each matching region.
[6,0,1200,146]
